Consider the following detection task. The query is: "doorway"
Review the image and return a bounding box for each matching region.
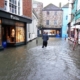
[2,24,15,47]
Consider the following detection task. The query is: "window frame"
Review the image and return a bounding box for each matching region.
[46,20,49,25]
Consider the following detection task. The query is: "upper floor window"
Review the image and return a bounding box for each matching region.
[33,4,37,8]
[66,15,68,20]
[46,20,49,25]
[54,11,57,15]
[4,0,22,15]
[77,0,80,10]
[47,11,49,15]
[54,20,57,25]
[4,0,7,10]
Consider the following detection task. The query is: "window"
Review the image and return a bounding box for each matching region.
[47,11,49,15]
[54,11,57,15]
[4,0,7,10]
[16,27,25,43]
[54,20,57,25]
[33,4,37,8]
[46,20,49,25]
[66,15,68,20]
[4,0,22,15]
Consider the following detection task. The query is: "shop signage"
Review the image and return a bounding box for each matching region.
[10,15,19,20]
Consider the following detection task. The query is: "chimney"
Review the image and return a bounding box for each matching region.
[59,2,61,8]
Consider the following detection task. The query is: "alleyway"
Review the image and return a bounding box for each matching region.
[0,38,80,80]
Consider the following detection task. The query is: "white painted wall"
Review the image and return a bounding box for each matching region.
[27,12,38,41]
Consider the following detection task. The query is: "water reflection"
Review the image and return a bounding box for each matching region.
[0,38,80,80]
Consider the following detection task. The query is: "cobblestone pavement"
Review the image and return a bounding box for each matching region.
[0,38,80,80]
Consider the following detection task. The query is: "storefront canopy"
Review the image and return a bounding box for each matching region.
[0,9,32,23]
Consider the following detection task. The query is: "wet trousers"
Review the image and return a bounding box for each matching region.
[42,41,47,48]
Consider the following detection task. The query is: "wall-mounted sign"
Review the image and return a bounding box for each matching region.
[77,0,80,10]
[10,15,19,20]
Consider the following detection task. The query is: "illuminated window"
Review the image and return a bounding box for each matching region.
[16,27,25,43]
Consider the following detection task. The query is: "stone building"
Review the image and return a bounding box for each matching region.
[42,3,63,37]
[33,1,43,27]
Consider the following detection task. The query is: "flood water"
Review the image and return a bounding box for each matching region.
[0,38,80,80]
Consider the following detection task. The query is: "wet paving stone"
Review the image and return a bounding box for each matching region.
[0,38,80,80]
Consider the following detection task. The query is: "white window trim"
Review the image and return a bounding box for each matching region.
[4,0,22,15]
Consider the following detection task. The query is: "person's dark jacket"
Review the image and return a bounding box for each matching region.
[42,34,49,41]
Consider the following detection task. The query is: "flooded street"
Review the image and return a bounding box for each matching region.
[0,38,80,80]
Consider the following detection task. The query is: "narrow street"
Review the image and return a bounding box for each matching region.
[0,38,80,80]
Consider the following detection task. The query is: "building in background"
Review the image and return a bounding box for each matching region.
[33,1,43,36]
[27,9,38,41]
[0,0,32,50]
[62,3,69,38]
[68,0,80,44]
[42,3,63,37]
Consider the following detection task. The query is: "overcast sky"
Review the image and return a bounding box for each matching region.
[35,0,68,7]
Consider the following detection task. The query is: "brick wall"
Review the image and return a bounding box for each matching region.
[0,0,4,8]
[23,0,32,18]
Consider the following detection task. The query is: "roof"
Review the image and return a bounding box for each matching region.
[42,3,63,11]
[62,3,69,8]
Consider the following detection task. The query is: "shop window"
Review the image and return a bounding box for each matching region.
[16,27,25,43]
[6,27,15,43]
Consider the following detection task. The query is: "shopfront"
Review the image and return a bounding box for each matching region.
[0,10,32,49]
[71,25,80,44]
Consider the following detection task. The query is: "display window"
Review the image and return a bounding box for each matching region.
[16,27,25,43]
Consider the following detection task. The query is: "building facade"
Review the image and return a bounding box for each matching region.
[62,3,69,38]
[0,0,32,50]
[33,1,43,26]
[68,0,80,44]
[42,4,63,37]
[27,10,38,41]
